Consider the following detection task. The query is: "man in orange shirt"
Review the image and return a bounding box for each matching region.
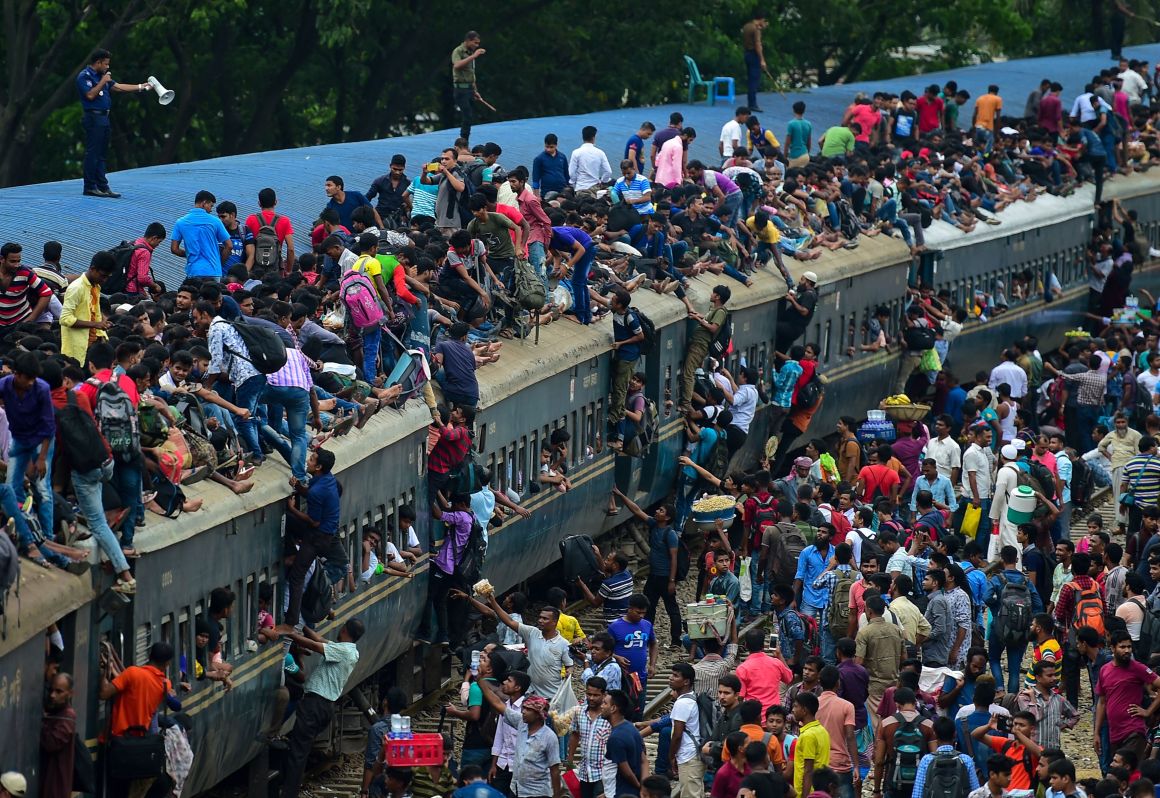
[728,699,788,775]
[99,642,174,798]
[969,710,1042,791]
[972,85,1003,150]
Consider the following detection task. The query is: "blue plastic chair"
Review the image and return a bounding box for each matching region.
[712,76,735,106]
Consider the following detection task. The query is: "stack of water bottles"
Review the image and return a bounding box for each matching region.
[384,713,443,766]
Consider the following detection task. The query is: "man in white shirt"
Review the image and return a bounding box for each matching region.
[728,366,760,434]
[569,125,612,191]
[1089,243,1114,311]
[667,662,704,798]
[1120,60,1148,105]
[926,414,962,485]
[1069,90,1098,123]
[988,348,1028,400]
[961,425,993,537]
[988,444,1023,564]
[718,105,751,159]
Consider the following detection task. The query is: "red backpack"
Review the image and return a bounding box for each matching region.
[821,504,850,544]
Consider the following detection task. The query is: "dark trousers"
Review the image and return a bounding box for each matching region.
[419,566,462,643]
[1085,154,1106,206]
[1111,11,1126,58]
[1062,644,1081,707]
[744,50,762,108]
[579,781,603,798]
[454,86,475,141]
[491,766,514,797]
[285,529,348,627]
[643,573,683,644]
[281,693,336,798]
[81,112,111,191]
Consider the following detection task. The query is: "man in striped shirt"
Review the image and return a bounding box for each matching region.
[0,243,53,330]
[611,160,654,216]
[1044,356,1107,450]
[263,347,319,484]
[198,301,267,462]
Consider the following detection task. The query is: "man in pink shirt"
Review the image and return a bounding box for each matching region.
[1038,82,1063,134]
[126,222,165,297]
[736,627,793,711]
[1095,630,1160,762]
[816,665,860,796]
[508,166,554,290]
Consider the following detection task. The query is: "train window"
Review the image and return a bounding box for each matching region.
[416,443,424,478]
[477,422,487,456]
[822,320,832,363]
[177,609,190,689]
[243,575,256,656]
[135,622,152,665]
[160,614,175,683]
[595,399,605,454]
[517,436,527,494]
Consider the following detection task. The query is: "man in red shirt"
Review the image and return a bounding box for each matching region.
[1038,82,1063,135]
[244,187,296,272]
[1052,551,1101,707]
[427,404,475,510]
[916,84,945,135]
[736,628,793,712]
[1095,629,1160,762]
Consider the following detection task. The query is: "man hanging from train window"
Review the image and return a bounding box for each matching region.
[679,285,730,413]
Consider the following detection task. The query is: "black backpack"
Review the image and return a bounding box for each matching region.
[253,212,284,271]
[995,574,1034,647]
[453,516,487,586]
[921,750,970,798]
[709,311,733,360]
[301,559,335,624]
[1129,597,1160,662]
[104,241,149,295]
[630,307,657,353]
[1070,457,1094,506]
[560,534,604,591]
[218,320,288,375]
[835,198,861,240]
[55,392,109,473]
[904,325,937,351]
[796,373,823,409]
[853,528,887,571]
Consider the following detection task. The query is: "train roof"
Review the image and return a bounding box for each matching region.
[1,44,1158,286]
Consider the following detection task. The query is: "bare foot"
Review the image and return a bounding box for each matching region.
[183,499,204,513]
[232,480,254,495]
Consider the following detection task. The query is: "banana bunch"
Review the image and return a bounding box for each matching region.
[693,495,736,512]
[883,394,912,406]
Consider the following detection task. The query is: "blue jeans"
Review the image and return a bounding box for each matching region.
[987,633,1026,693]
[744,50,761,108]
[262,385,311,482]
[234,374,268,458]
[746,553,767,615]
[528,241,549,294]
[720,191,744,229]
[74,461,130,573]
[8,437,54,543]
[0,480,57,563]
[876,199,913,246]
[111,459,143,547]
[801,601,836,663]
[572,246,595,324]
[837,770,856,798]
[81,112,111,191]
[1102,131,1118,171]
[361,324,382,382]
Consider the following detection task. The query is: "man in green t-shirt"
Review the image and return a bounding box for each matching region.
[819,123,858,158]
[451,31,485,141]
[679,284,731,411]
[785,101,813,167]
[466,194,521,282]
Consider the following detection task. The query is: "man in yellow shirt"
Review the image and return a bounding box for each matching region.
[791,691,831,797]
[60,252,114,364]
[548,586,586,643]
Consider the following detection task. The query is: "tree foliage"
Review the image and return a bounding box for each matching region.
[0,0,1148,186]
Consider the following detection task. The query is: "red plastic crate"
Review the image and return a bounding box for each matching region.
[384,733,444,766]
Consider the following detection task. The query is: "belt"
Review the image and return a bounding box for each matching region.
[453,83,474,89]
[84,109,110,115]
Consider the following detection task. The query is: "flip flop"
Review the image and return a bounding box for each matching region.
[24,549,53,569]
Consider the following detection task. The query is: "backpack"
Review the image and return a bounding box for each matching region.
[853,528,887,571]
[890,713,926,791]
[691,690,720,746]
[903,325,937,352]
[453,516,488,586]
[827,568,856,639]
[625,396,660,458]
[920,750,970,798]
[513,258,546,311]
[706,435,731,481]
[675,536,692,582]
[709,311,733,360]
[253,212,284,272]
[1024,458,1057,503]
[630,307,658,353]
[104,241,149,295]
[749,495,780,551]
[780,523,809,570]
[995,574,1034,647]
[1069,457,1094,507]
[796,373,823,409]
[87,378,139,462]
[835,198,861,240]
[560,534,604,591]
[1067,580,1106,642]
[0,527,19,640]
[341,266,386,330]
[455,168,480,224]
[795,610,821,657]
[1129,597,1160,661]
[55,392,110,473]
[301,559,335,625]
[218,320,288,375]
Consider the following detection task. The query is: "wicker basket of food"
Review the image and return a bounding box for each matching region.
[691,495,737,530]
[883,403,931,422]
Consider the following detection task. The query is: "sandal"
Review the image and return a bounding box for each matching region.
[112,578,137,595]
[121,547,141,559]
[24,549,53,569]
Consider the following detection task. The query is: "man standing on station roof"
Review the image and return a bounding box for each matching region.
[740,12,768,113]
[76,49,150,199]
[452,31,486,143]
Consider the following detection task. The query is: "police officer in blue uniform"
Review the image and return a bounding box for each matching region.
[76,49,149,198]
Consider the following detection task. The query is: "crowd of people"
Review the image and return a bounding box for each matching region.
[7,43,1160,798]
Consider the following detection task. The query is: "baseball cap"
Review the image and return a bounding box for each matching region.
[1000,444,1019,460]
[1,773,27,798]
[802,271,818,284]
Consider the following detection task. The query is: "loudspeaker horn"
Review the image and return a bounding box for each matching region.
[146,76,175,106]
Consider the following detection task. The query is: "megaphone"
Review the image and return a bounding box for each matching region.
[146,76,175,106]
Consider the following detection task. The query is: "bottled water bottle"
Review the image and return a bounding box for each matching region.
[389,714,402,741]
[470,650,480,675]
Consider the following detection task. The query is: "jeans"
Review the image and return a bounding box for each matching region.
[747,553,768,614]
[719,191,744,230]
[0,481,56,562]
[81,112,111,191]
[528,241,549,294]
[987,633,1027,693]
[1075,404,1101,453]
[8,437,54,543]
[800,601,836,664]
[111,459,143,547]
[744,50,761,108]
[361,324,382,382]
[74,462,130,573]
[572,246,595,324]
[233,374,268,458]
[262,385,311,481]
[453,85,474,141]
[837,770,856,798]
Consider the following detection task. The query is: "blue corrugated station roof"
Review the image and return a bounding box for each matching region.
[1,43,1156,288]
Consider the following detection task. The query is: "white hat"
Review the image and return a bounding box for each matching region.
[802,271,818,284]
[1000,444,1019,460]
[1013,438,1027,451]
[1,773,27,798]
[1000,126,1019,136]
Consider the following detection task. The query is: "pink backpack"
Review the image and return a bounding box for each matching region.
[341,260,384,329]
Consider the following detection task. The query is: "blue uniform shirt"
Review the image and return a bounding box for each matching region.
[77,66,112,112]
[795,543,835,608]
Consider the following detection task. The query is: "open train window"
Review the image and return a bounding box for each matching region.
[517,436,527,495]
[135,622,151,666]
[822,320,832,363]
[177,608,190,690]
[160,614,174,683]
[595,399,605,455]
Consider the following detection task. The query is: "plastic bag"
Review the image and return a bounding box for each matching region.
[918,347,942,373]
[961,503,982,538]
[738,558,752,602]
[548,679,579,735]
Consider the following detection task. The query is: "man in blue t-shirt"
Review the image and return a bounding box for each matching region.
[615,489,683,646]
[606,594,657,713]
[603,689,645,795]
[325,175,382,230]
[609,288,645,449]
[172,190,231,279]
[624,123,655,173]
